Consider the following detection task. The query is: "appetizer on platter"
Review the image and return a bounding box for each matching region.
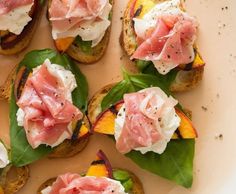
[48,0,113,63]
[121,0,205,92]
[38,150,144,194]
[0,0,45,55]
[88,69,197,188]
[0,49,90,168]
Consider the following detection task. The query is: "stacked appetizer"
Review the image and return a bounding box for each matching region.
[0,0,44,55]
[121,0,205,91]
[38,150,144,194]
[0,49,90,169]
[89,69,197,187]
[48,0,113,63]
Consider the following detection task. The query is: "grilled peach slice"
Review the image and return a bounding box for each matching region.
[92,101,124,135]
[86,150,113,178]
[55,37,75,52]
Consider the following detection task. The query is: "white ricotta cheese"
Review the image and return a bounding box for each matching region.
[0,4,33,35]
[0,142,9,168]
[115,88,181,154]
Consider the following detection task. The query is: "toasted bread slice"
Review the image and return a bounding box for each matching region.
[88,83,116,124]
[37,169,144,194]
[47,0,113,64]
[0,66,90,159]
[0,0,44,55]
[0,165,29,194]
[121,0,204,92]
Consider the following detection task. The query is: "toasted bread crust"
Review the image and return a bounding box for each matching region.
[170,67,204,92]
[0,0,44,55]
[88,83,115,124]
[121,0,204,92]
[37,169,144,194]
[66,28,111,64]
[0,165,29,194]
[47,0,113,64]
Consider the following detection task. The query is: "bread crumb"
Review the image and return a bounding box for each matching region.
[201,106,208,111]
[215,134,223,140]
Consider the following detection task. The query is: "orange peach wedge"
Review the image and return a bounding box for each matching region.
[86,150,113,178]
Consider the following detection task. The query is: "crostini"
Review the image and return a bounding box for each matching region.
[47,0,113,63]
[0,49,90,167]
[121,0,205,92]
[0,0,45,55]
[88,69,197,188]
[37,150,144,194]
[0,141,29,194]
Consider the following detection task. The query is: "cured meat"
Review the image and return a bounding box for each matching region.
[42,173,126,194]
[131,0,198,74]
[0,0,33,15]
[49,0,112,46]
[17,60,83,149]
[115,87,180,154]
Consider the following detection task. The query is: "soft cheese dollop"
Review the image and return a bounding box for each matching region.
[131,0,198,74]
[115,87,180,154]
[0,142,9,168]
[0,1,33,35]
[16,59,83,149]
[41,173,127,194]
[49,0,112,47]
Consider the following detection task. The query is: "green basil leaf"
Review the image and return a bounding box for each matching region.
[74,36,92,54]
[126,140,195,188]
[10,49,88,167]
[136,60,152,72]
[135,60,178,90]
[113,170,133,192]
[123,178,133,192]
[113,170,131,181]
[101,80,134,110]
[101,71,174,110]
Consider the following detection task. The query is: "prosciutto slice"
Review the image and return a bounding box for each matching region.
[131,0,198,74]
[17,61,83,149]
[115,87,180,154]
[41,173,127,194]
[0,0,33,15]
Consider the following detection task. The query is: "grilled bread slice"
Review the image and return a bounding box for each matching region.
[0,165,29,194]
